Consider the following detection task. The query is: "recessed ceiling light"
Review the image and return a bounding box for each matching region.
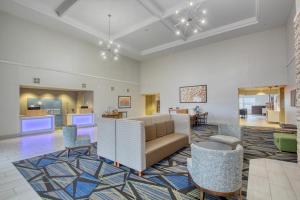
[175,30,181,35]
[202,10,207,15]
[98,41,103,46]
[114,49,119,53]
[201,19,206,24]
[193,29,198,33]
[189,1,194,6]
[175,10,179,14]
[114,56,119,61]
[181,18,186,23]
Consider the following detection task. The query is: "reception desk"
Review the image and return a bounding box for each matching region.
[67,113,95,128]
[266,110,280,123]
[20,115,55,135]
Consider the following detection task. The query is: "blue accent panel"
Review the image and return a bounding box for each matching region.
[28,98,63,127]
[75,181,97,198]
[164,175,192,190]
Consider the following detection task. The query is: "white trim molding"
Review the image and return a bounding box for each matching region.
[0,59,140,85]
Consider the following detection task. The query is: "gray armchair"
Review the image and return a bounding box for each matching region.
[187,143,243,200]
[209,123,242,148]
[63,125,91,157]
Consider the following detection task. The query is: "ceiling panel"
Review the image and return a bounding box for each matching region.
[64,0,153,35]
[152,0,183,11]
[13,0,64,11]
[168,0,256,38]
[118,21,179,51]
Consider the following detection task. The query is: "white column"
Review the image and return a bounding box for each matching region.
[295,11,300,163]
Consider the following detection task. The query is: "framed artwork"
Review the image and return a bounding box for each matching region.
[118,96,131,108]
[179,85,207,103]
[291,89,296,107]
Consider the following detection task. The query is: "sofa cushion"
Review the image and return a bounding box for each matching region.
[145,133,189,167]
[165,120,175,135]
[156,122,167,137]
[145,124,157,142]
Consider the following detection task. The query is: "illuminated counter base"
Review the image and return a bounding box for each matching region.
[20,115,55,135]
[67,113,95,128]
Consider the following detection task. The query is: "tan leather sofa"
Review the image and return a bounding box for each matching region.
[144,120,189,167]
[115,114,191,175]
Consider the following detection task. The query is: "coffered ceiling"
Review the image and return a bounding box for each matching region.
[0,0,294,60]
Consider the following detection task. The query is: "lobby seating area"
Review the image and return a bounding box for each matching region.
[0,0,299,200]
[98,114,191,175]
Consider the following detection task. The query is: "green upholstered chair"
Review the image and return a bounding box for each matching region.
[274,133,297,153]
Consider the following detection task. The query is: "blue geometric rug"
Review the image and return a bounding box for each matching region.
[13,125,297,200]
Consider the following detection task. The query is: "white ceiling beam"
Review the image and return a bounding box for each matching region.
[55,0,78,17]
[135,0,187,41]
[113,0,207,40]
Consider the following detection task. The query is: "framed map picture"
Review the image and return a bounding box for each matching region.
[118,96,131,108]
[179,85,207,103]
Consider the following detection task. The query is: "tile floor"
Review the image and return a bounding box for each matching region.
[0,128,97,200]
[240,115,280,128]
[247,159,300,200]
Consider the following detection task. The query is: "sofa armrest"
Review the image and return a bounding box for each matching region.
[171,114,191,143]
[116,119,146,171]
[97,118,116,162]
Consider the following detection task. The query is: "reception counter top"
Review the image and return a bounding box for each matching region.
[67,113,95,128]
[20,115,55,135]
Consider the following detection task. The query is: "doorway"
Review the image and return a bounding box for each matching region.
[144,94,160,115]
[238,86,285,128]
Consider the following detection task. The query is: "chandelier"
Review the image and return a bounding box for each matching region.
[174,1,207,37]
[98,14,120,61]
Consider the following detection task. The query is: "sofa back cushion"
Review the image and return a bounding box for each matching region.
[145,124,157,142]
[165,120,175,135]
[156,122,167,137]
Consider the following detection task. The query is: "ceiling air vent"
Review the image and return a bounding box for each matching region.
[82,83,87,89]
[33,78,40,84]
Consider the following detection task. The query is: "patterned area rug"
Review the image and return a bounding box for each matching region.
[13,125,297,200]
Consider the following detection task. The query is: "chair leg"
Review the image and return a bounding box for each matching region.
[66,148,70,158]
[138,171,143,177]
[88,146,91,156]
[238,188,243,200]
[187,173,191,183]
[199,189,205,200]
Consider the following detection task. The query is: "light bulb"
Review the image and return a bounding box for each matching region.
[189,1,194,6]
[201,19,206,24]
[114,56,119,61]
[180,18,186,23]
[202,10,207,15]
[175,30,181,35]
[114,49,119,53]
[101,52,106,56]
[109,40,113,44]
[193,29,198,33]
[98,40,103,46]
[175,10,179,14]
